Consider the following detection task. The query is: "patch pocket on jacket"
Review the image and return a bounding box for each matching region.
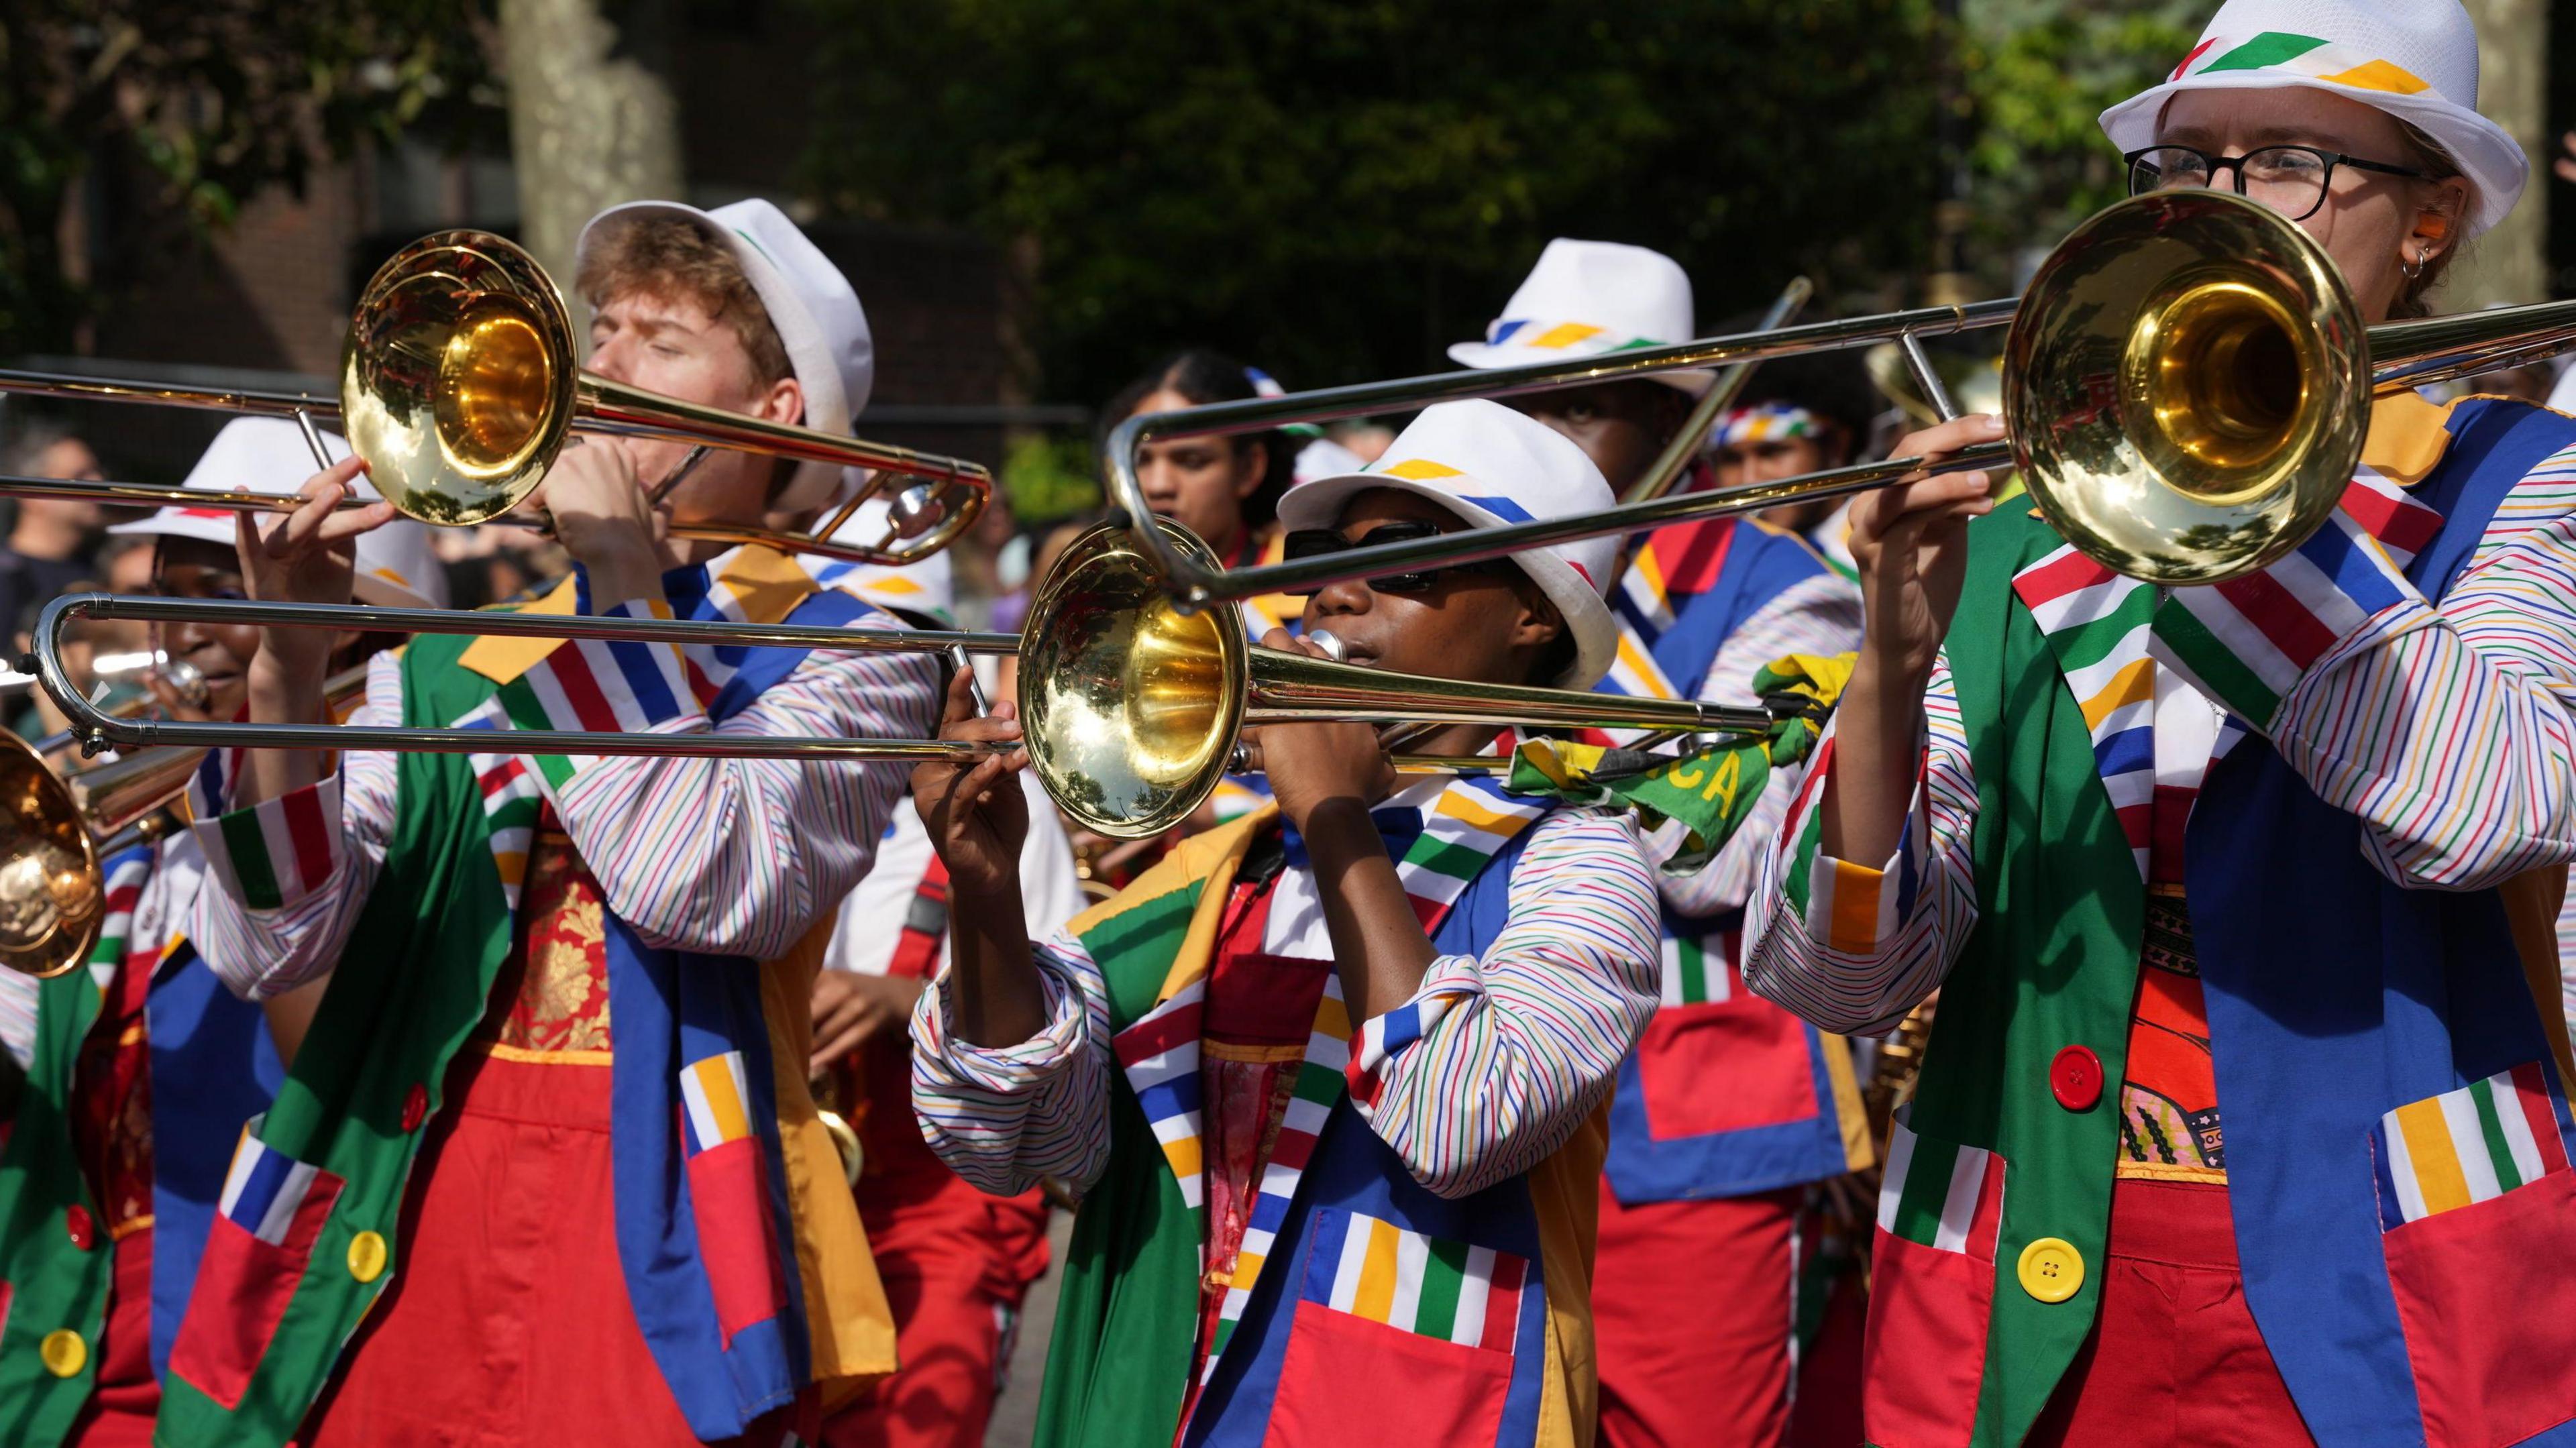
[168,1129,346,1410]
[1637,995,1822,1139]
[1862,1114,2007,1448]
[1263,1208,1523,1445]
[680,1052,790,1345]
[2372,1062,2576,1448]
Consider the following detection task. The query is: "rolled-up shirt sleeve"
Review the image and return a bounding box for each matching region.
[1343,809,1661,1200]
[189,649,403,1001]
[909,929,1114,1196]
[1743,650,1980,1036]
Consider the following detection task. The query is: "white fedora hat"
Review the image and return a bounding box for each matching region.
[110,418,449,609]
[576,198,875,513]
[2099,0,2527,238]
[1448,239,1709,396]
[1277,399,1619,688]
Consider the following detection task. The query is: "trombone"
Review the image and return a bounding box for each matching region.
[0,230,991,568]
[9,514,1774,937]
[1102,189,2576,600]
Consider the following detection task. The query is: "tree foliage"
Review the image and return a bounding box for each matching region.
[1957,0,2201,287]
[0,1,498,352]
[800,0,1947,404]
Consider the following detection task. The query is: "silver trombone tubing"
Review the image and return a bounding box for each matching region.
[1102,297,2019,606]
[1103,296,2576,610]
[29,594,1018,763]
[0,472,944,572]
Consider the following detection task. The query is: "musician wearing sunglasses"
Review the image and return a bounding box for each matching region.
[161,201,938,1447]
[1745,3,2576,1444]
[0,418,446,1448]
[908,400,1660,1447]
[1450,243,1873,1446]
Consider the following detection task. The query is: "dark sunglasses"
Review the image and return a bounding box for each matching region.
[1279,521,1517,594]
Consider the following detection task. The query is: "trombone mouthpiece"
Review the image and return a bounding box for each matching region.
[1306,630,1347,663]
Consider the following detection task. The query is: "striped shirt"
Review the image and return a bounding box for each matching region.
[189,592,942,1001]
[909,808,1661,1201]
[1655,567,1862,915]
[1745,444,2576,1035]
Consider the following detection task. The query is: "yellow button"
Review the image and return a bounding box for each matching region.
[38,1328,86,1378]
[347,1230,388,1284]
[2017,1237,2085,1304]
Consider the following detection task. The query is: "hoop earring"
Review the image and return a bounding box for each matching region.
[2400,249,2427,281]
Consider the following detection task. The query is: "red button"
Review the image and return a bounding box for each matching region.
[2051,1046,2104,1111]
[401,1084,429,1133]
[64,1205,95,1251]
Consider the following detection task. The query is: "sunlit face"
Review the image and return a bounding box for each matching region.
[1296,490,1562,686]
[151,539,259,721]
[1507,380,1686,496]
[2155,87,2469,323]
[584,288,802,529]
[1129,388,1268,559]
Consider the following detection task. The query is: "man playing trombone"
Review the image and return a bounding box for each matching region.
[0,418,443,1448]
[165,200,938,1446]
[908,400,1663,1447]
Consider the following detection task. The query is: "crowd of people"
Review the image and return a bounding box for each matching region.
[3,2,2575,1446]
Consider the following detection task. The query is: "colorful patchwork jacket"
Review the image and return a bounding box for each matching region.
[911,781,1662,1446]
[0,837,280,1446]
[1748,395,2576,1447]
[163,547,936,1445]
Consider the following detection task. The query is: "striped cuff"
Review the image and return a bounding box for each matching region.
[1347,957,1482,1111]
[496,598,700,785]
[2149,512,2419,731]
[1776,736,1924,954]
[911,953,1091,1093]
[195,775,343,912]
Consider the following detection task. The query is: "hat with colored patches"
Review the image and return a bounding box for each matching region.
[1277,399,1618,688]
[109,417,448,609]
[2099,0,2526,237]
[804,478,957,627]
[577,197,875,513]
[1448,239,1710,396]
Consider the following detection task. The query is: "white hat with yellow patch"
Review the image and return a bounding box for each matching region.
[1447,239,1710,396]
[1277,399,1618,688]
[109,417,449,609]
[2099,0,2526,237]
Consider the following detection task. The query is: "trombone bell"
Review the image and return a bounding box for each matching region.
[0,732,104,979]
[2006,189,2366,585]
[343,233,580,526]
[1020,524,1248,840]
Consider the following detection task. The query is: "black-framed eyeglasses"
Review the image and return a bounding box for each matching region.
[1280,521,1517,595]
[2124,145,2433,222]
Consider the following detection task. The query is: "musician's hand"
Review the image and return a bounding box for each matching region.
[530,437,667,604]
[809,970,926,1073]
[1247,630,1396,833]
[1846,414,2002,691]
[237,455,395,691]
[911,667,1030,901]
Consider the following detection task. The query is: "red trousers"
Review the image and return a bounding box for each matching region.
[64,1228,156,1447]
[2024,1178,2311,1447]
[303,1050,788,1447]
[820,1167,1048,1448]
[1593,1180,1806,1448]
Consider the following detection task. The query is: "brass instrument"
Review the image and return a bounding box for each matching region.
[1099,190,2576,601]
[19,524,1779,858]
[1862,1000,1936,1150]
[0,231,991,569]
[0,668,372,979]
